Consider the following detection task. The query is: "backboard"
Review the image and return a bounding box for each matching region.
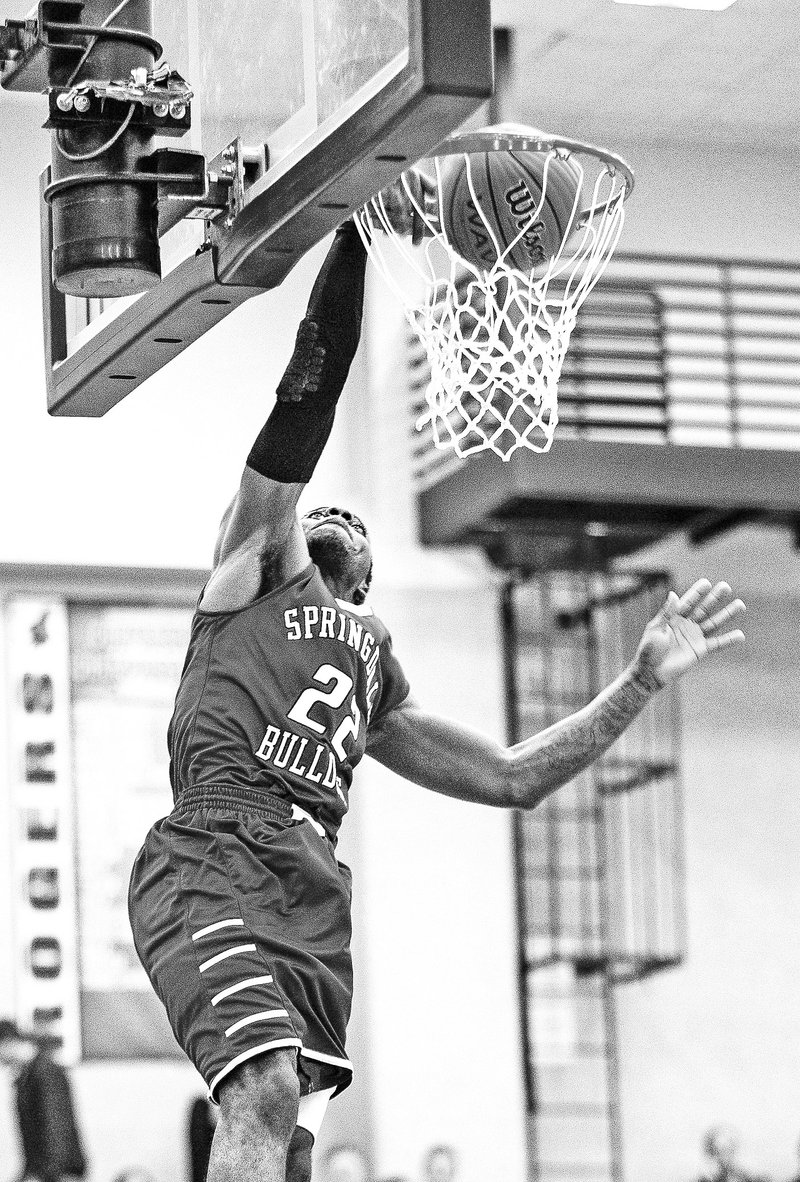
[18,0,494,414]
[154,0,411,168]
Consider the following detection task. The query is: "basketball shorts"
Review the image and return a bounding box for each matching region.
[128,786,354,1102]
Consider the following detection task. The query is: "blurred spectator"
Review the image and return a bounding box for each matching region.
[699,1125,769,1182]
[423,1145,458,1182]
[322,1143,370,1182]
[111,1172,157,1182]
[785,1135,800,1182]
[188,1095,218,1182]
[0,1017,87,1182]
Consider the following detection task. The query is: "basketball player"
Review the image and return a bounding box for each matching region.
[698,1126,768,1182]
[128,213,746,1182]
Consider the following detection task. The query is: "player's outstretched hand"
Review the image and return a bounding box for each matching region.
[372,168,439,244]
[634,579,746,688]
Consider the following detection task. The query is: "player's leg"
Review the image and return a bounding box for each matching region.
[284,1085,337,1182]
[129,811,352,1182]
[286,1127,314,1182]
[207,1049,300,1182]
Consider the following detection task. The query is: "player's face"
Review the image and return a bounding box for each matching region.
[302,506,372,598]
[426,1149,457,1182]
[711,1131,738,1167]
[0,1037,26,1069]
[325,1149,368,1182]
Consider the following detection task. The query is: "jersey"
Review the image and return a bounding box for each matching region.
[168,562,410,840]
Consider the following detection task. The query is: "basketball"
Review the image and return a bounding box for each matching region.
[439,127,583,274]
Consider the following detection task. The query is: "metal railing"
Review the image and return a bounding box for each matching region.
[409,253,800,489]
[504,570,686,1182]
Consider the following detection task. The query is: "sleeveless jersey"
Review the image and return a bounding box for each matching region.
[168,563,410,839]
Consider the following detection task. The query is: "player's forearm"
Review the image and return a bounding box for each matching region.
[369,662,658,809]
[246,221,367,484]
[506,660,660,809]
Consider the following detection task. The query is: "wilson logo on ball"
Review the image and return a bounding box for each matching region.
[504,182,547,265]
[465,202,496,265]
[437,139,585,275]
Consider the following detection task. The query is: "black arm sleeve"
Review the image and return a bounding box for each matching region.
[246,219,367,484]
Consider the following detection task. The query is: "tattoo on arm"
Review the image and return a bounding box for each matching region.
[511,665,658,809]
[368,667,659,812]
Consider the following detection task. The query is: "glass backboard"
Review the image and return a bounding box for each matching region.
[25,0,493,415]
[154,0,410,169]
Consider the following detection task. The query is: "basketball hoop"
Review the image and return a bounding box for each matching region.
[355,126,634,461]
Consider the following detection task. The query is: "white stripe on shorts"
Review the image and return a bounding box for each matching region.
[297,1087,336,1139]
[290,803,326,839]
[299,1047,354,1071]
[225,1010,289,1038]
[199,944,256,973]
[192,919,245,942]
[212,975,274,1006]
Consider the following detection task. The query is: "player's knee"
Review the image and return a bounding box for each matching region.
[218,1048,300,1142]
[286,1126,314,1182]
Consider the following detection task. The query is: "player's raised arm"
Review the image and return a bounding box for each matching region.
[367,580,745,810]
[211,220,368,576]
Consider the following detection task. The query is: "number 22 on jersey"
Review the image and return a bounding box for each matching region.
[287,663,362,760]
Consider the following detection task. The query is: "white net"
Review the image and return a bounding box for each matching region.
[355,133,632,461]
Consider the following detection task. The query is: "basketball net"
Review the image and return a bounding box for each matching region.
[355,129,633,461]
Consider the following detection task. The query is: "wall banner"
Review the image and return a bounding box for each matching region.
[4,597,81,1064]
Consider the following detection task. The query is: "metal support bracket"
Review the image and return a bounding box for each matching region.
[45,68,192,137]
[1,1,162,91]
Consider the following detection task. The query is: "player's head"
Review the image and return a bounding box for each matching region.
[111,1171,158,1182]
[703,1125,739,1166]
[0,1018,34,1069]
[322,1143,369,1182]
[424,1144,458,1182]
[302,506,373,604]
